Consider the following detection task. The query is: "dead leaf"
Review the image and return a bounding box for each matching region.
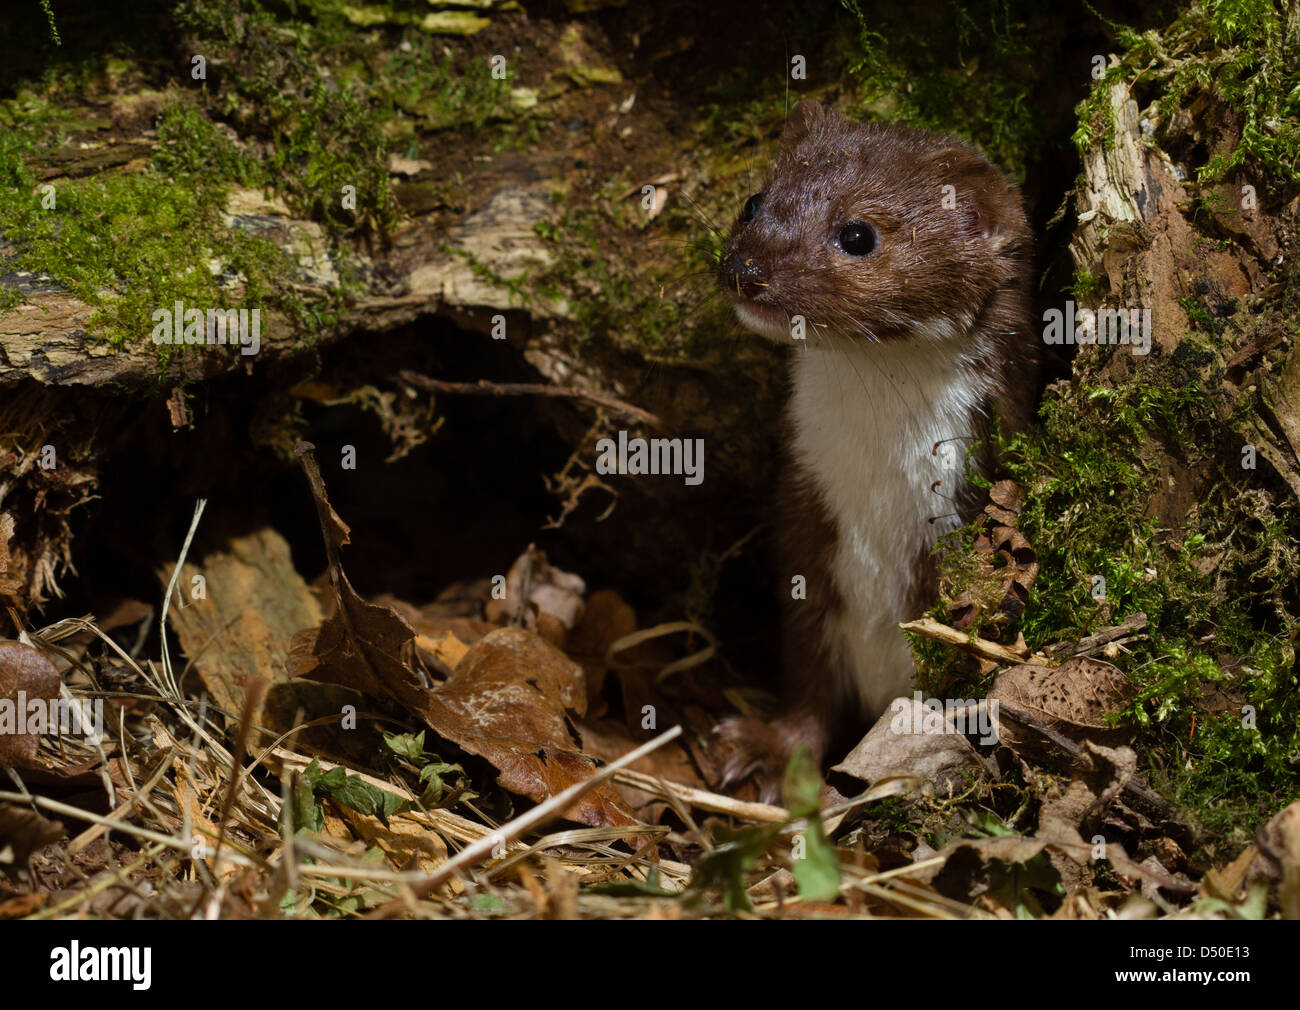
[375,594,493,649]
[484,546,587,646]
[576,715,702,818]
[288,444,635,831]
[0,640,62,768]
[0,514,25,606]
[1036,743,1139,892]
[339,807,459,892]
[162,526,323,722]
[172,757,238,881]
[1201,843,1259,904]
[917,832,1194,902]
[419,628,637,829]
[286,582,426,712]
[1251,798,1300,919]
[567,588,638,714]
[287,445,428,713]
[830,697,990,795]
[946,480,1039,634]
[0,891,48,917]
[0,802,64,881]
[988,656,1137,757]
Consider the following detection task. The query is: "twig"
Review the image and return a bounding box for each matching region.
[1045,611,1149,658]
[613,769,788,823]
[0,791,254,867]
[367,724,683,917]
[605,620,718,681]
[159,499,209,700]
[212,677,269,875]
[399,370,663,429]
[898,616,1052,666]
[67,748,178,855]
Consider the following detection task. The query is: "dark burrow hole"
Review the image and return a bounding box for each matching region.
[48,315,782,695]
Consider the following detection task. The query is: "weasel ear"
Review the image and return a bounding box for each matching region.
[932,147,1023,245]
[780,100,825,148]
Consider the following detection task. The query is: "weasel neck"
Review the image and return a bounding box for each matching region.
[786,330,989,715]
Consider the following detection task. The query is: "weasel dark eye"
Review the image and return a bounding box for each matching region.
[740,192,763,224]
[838,222,877,256]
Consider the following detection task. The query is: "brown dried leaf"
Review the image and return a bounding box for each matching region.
[418,628,636,829]
[1035,743,1140,891]
[0,640,61,768]
[985,506,1020,528]
[0,514,25,605]
[1250,798,1300,919]
[289,445,634,830]
[287,572,427,713]
[162,527,323,722]
[567,588,638,714]
[339,807,459,890]
[484,547,587,643]
[917,831,1193,900]
[988,479,1026,513]
[576,715,702,818]
[0,802,64,880]
[988,657,1137,756]
[830,697,987,794]
[941,481,1038,639]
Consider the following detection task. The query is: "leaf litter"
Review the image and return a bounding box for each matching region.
[0,458,1296,920]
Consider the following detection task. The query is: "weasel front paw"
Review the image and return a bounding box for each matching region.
[715,712,826,805]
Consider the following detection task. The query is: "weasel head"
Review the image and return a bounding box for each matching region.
[717,101,1031,349]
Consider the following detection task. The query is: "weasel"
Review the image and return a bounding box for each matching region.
[716,101,1037,797]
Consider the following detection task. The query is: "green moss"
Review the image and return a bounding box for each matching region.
[171,3,400,236]
[1080,0,1300,182]
[0,94,320,369]
[38,0,60,47]
[1070,64,1126,155]
[1024,6,1300,850]
[910,277,1299,849]
[1066,269,1102,300]
[989,367,1300,852]
[373,34,518,134]
[532,187,733,359]
[153,99,264,187]
[0,0,559,377]
[838,0,1044,178]
[169,2,536,232]
[1178,293,1216,334]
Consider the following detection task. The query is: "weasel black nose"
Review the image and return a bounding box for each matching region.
[719,255,768,299]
